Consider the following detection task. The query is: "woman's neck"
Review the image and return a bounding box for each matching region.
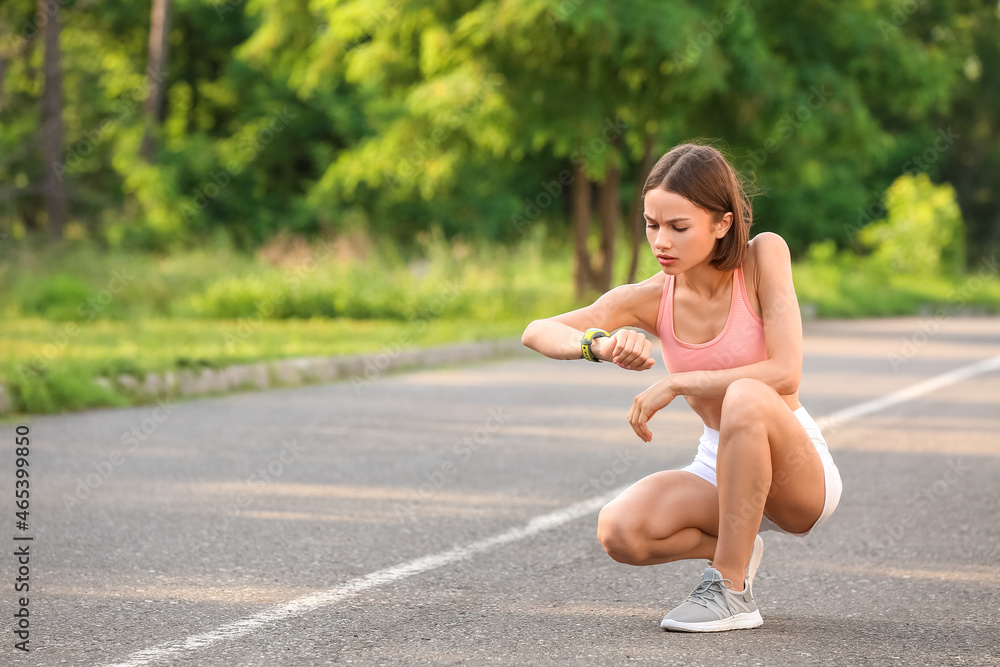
[675,262,734,300]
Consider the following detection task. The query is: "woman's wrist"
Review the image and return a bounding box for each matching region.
[663,373,684,397]
[590,334,613,361]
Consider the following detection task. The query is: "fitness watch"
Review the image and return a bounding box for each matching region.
[581,328,610,363]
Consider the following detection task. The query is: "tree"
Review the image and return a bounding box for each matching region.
[625,135,656,284]
[933,0,1000,261]
[38,0,68,242]
[295,0,962,292]
[140,0,171,162]
[0,0,993,271]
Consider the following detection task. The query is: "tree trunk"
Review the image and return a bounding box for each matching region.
[571,160,594,300]
[141,0,171,162]
[39,0,68,243]
[595,158,621,292]
[626,135,657,284]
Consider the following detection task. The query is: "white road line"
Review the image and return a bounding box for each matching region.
[813,354,1000,432]
[101,489,626,667]
[102,354,1000,667]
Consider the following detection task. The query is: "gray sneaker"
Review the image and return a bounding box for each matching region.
[660,567,763,632]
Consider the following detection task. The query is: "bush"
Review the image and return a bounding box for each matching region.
[19,275,93,321]
[5,365,128,414]
[860,173,965,278]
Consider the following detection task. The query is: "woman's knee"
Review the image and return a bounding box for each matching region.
[596,504,648,565]
[721,378,775,430]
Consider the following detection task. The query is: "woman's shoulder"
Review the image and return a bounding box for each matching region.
[632,271,669,305]
[613,272,667,333]
[744,232,792,277]
[747,232,791,261]
[606,270,667,298]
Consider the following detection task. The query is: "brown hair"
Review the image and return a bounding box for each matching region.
[642,143,753,271]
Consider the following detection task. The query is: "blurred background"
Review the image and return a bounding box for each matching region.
[1,0,998,415]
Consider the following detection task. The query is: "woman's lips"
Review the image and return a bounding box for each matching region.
[657,255,677,266]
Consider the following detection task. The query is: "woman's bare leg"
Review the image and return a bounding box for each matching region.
[712,378,827,590]
[597,470,721,566]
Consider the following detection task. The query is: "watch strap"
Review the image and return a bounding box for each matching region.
[581,328,610,362]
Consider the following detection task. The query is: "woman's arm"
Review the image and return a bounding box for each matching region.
[521,277,662,369]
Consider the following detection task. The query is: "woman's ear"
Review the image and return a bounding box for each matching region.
[714,212,734,239]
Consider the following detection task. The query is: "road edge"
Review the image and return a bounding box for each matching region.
[0,337,531,417]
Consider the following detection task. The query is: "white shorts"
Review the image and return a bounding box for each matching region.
[682,406,843,538]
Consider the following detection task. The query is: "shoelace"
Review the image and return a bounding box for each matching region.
[685,575,733,609]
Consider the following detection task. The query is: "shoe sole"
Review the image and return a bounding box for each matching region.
[660,609,763,633]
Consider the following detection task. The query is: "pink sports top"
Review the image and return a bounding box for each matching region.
[655,266,767,374]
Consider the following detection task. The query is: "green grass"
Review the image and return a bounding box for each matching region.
[0,228,583,415]
[793,255,1000,318]
[1,229,998,417]
[1,227,591,323]
[0,316,532,416]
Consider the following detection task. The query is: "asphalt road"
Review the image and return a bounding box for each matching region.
[3,317,999,666]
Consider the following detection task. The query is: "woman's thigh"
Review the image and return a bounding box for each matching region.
[599,469,720,539]
[758,414,827,534]
[720,381,827,534]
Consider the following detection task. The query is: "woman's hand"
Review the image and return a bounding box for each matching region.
[628,378,677,442]
[593,329,656,371]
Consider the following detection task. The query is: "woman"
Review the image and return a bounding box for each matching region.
[521,143,842,632]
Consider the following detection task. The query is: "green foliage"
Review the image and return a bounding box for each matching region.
[19,275,93,320]
[158,229,586,322]
[795,241,1000,318]
[188,274,339,319]
[5,364,130,415]
[860,173,965,278]
[2,230,999,416]
[3,0,996,260]
[0,228,581,324]
[797,213,996,319]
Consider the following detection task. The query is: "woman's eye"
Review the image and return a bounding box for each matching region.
[646,223,657,229]
[673,227,689,232]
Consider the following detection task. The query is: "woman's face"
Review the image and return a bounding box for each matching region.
[643,188,732,274]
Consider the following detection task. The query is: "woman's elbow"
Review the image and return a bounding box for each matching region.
[775,369,801,395]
